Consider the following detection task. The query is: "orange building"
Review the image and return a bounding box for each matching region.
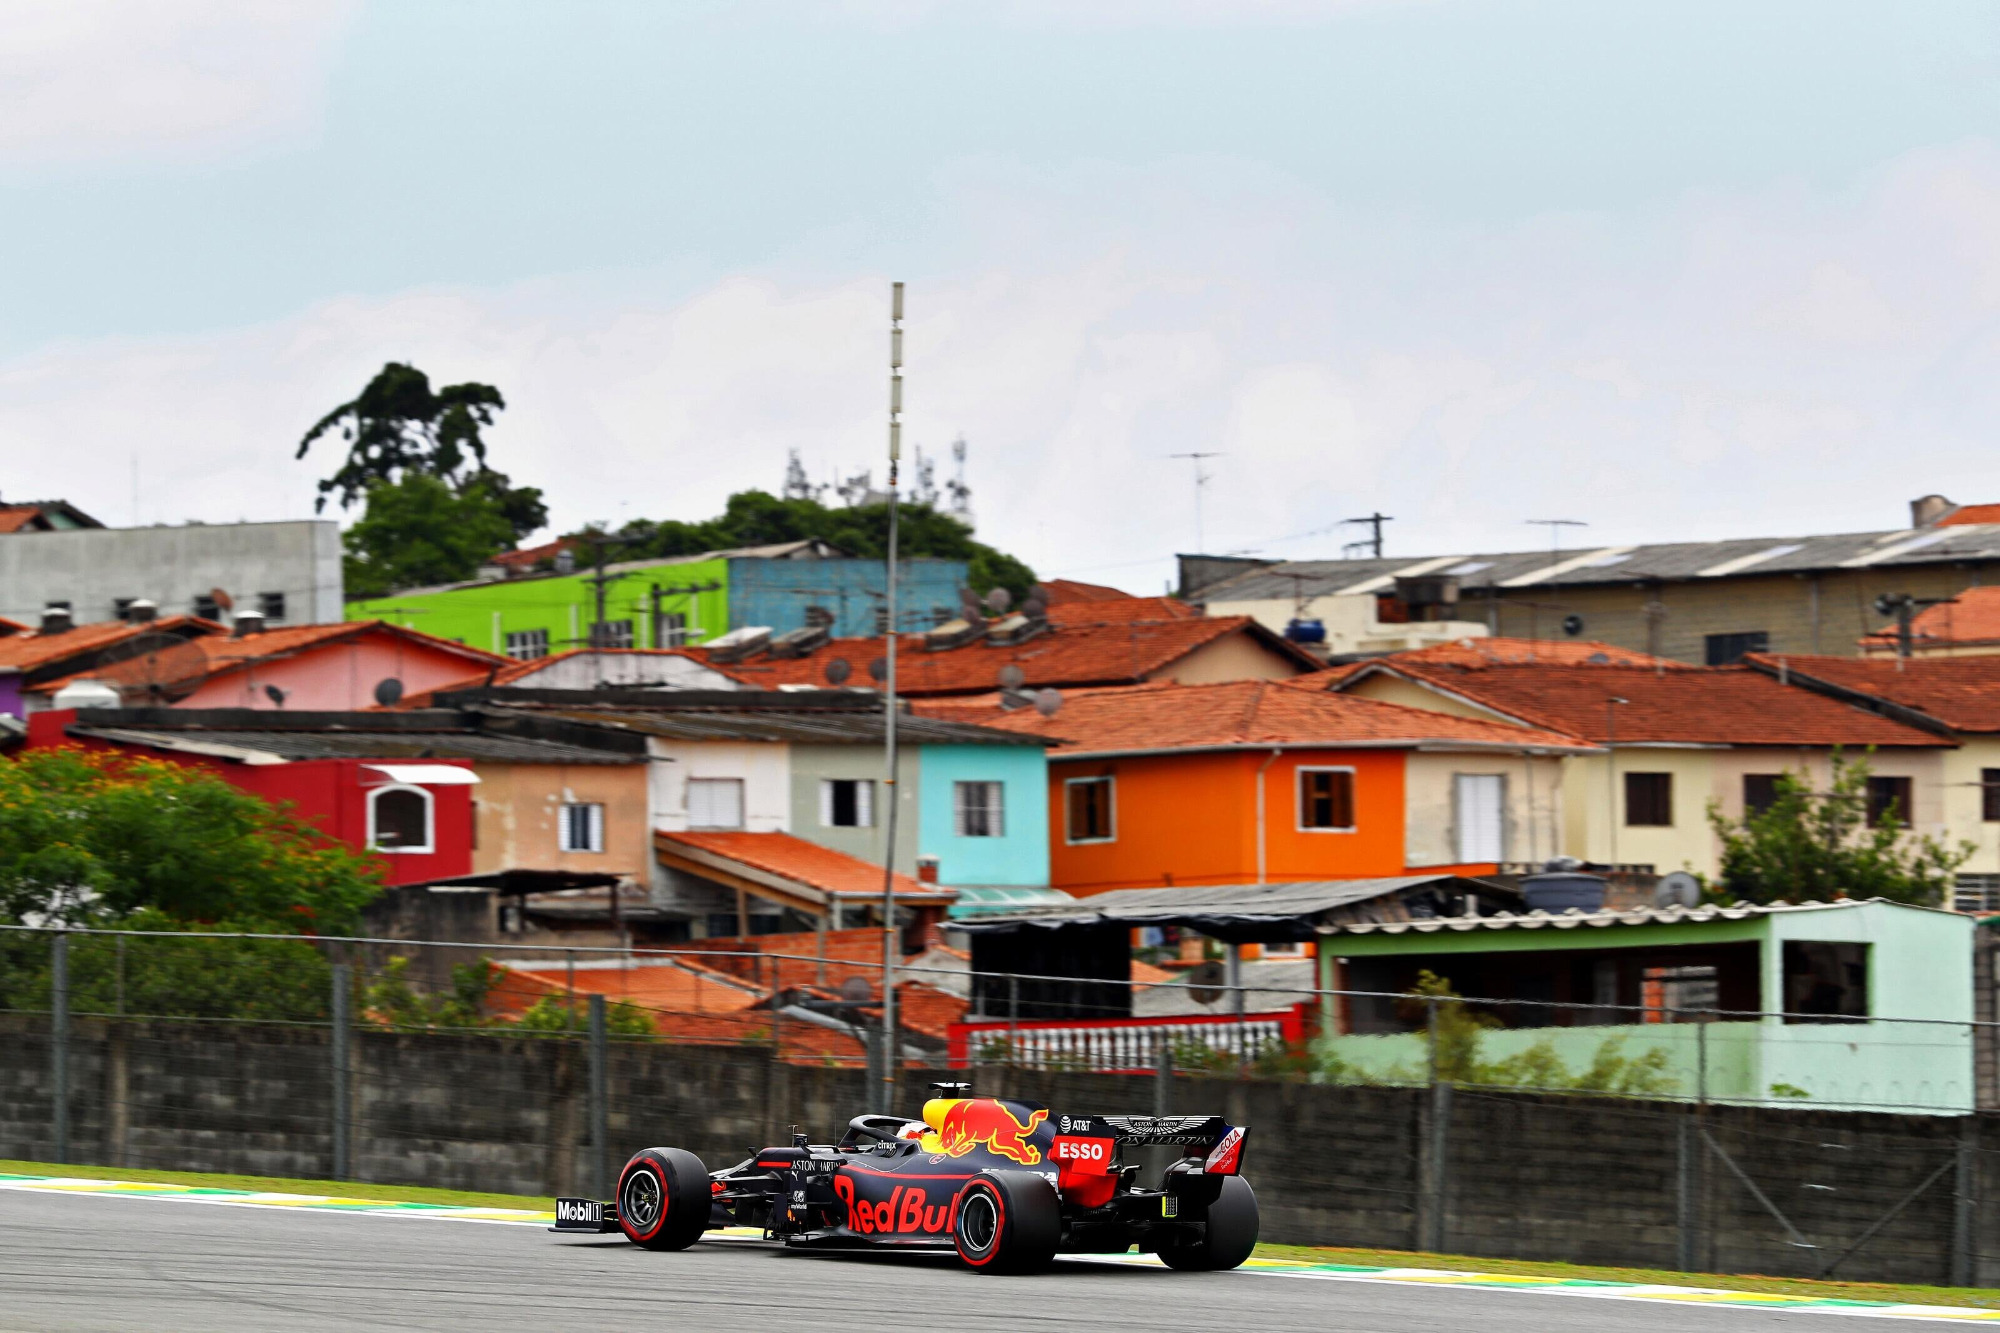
[916,678,1594,897]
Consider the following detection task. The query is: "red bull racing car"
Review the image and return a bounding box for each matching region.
[551,1084,1255,1273]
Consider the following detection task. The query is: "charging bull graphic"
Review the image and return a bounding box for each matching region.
[922,1099,1048,1165]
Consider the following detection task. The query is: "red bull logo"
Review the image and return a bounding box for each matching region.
[928,1099,1047,1165]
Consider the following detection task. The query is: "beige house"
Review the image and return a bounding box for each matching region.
[1324,639,1953,879]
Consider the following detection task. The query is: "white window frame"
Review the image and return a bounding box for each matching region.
[818,778,874,829]
[1453,772,1508,863]
[1262,940,1306,958]
[1064,775,1117,845]
[1295,765,1358,834]
[505,628,550,661]
[559,801,605,853]
[953,780,1006,838]
[686,777,746,831]
[367,784,435,854]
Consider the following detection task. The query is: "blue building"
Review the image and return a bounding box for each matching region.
[729,556,969,639]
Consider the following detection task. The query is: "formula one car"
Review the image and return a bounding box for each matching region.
[551,1084,1255,1273]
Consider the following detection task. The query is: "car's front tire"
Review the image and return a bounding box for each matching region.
[952,1171,1060,1274]
[615,1147,710,1250]
[1158,1176,1259,1272]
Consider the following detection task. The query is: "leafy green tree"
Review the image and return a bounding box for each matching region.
[1706,752,1971,906]
[0,748,384,932]
[612,490,1037,603]
[339,473,521,599]
[298,362,548,595]
[515,994,657,1038]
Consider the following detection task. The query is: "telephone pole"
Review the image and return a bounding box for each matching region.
[880,281,904,1102]
[1342,512,1393,559]
[1168,452,1222,553]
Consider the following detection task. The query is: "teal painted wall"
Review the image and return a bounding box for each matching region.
[346,556,730,654]
[917,743,1050,887]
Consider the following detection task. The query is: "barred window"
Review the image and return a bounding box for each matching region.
[505,628,550,661]
[954,781,1005,838]
[559,802,604,853]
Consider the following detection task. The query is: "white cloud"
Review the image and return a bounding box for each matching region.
[0,0,356,167]
[8,140,2000,594]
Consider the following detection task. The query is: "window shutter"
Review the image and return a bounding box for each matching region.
[819,780,834,827]
[588,803,603,852]
[857,780,873,828]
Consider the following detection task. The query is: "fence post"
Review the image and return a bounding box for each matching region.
[588,995,608,1201]
[1676,1113,1698,1272]
[1007,974,1020,1068]
[51,931,69,1165]
[1420,996,1451,1253]
[1697,1017,1708,1108]
[1155,1037,1173,1117]
[330,962,350,1181]
[565,949,577,1034]
[1954,1114,1978,1289]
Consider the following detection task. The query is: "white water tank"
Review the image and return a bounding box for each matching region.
[52,679,123,709]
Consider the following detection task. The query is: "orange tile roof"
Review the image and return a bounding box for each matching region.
[911,678,1593,756]
[1039,578,1139,604]
[1744,652,2000,733]
[1332,660,1947,747]
[0,616,25,637]
[28,619,507,697]
[1938,504,2000,527]
[1046,596,1200,626]
[656,830,952,902]
[1859,586,2000,650]
[0,615,222,676]
[690,616,1313,696]
[488,537,573,570]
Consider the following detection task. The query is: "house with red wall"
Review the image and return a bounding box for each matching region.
[26,708,477,888]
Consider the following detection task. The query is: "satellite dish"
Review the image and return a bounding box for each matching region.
[263,684,288,707]
[1022,593,1048,620]
[998,664,1025,690]
[867,657,888,683]
[1587,652,1610,664]
[1033,688,1062,717]
[1561,614,1585,637]
[839,976,874,1004]
[997,692,1029,711]
[983,587,1013,614]
[959,586,986,616]
[90,631,211,704]
[824,657,852,685]
[1873,593,1899,618]
[1655,872,1702,910]
[210,587,234,612]
[1187,960,1227,1007]
[373,677,405,707]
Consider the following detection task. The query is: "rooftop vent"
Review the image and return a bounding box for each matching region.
[924,617,985,652]
[1912,494,1955,527]
[985,613,1048,648]
[51,678,121,709]
[39,604,72,635]
[706,625,772,664]
[232,608,266,637]
[768,624,829,659]
[125,598,157,624]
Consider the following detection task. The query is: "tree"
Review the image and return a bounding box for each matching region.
[340,473,520,599]
[1706,752,1971,906]
[298,363,548,595]
[612,490,1037,603]
[0,747,384,933]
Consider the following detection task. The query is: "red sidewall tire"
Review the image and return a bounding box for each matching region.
[953,1179,1009,1270]
[953,1171,1059,1274]
[616,1147,708,1251]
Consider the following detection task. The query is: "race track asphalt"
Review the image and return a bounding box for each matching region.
[0,1190,1856,1332]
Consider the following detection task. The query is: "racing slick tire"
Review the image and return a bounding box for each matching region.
[1158,1176,1260,1272]
[952,1171,1060,1274]
[615,1147,710,1251]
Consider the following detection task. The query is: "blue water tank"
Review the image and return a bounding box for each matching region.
[1285,618,1327,644]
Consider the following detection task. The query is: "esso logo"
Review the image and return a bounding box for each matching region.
[1054,1138,1108,1163]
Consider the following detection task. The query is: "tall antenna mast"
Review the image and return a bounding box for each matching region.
[1526,518,1588,562]
[1341,512,1393,560]
[1168,452,1222,552]
[879,280,904,1103]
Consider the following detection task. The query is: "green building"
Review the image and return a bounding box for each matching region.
[346,541,970,659]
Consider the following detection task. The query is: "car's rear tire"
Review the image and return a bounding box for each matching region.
[615,1147,710,1250]
[952,1171,1060,1274]
[1159,1176,1259,1272]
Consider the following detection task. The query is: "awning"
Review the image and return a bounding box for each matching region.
[947,886,1077,920]
[362,762,481,786]
[953,875,1519,944]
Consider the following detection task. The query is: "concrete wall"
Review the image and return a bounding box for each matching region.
[471,761,652,880]
[0,520,342,626]
[10,1014,2000,1285]
[504,651,740,691]
[1403,751,1567,868]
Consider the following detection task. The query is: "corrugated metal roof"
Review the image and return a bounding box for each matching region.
[72,726,635,766]
[956,876,1514,942]
[1200,524,2000,602]
[1320,897,1944,937]
[510,704,1048,747]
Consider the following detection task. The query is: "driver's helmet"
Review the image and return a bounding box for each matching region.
[895,1121,926,1141]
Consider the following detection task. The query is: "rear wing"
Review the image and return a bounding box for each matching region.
[1054,1114,1246,1174]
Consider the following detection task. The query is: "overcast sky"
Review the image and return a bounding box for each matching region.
[5,1,2000,593]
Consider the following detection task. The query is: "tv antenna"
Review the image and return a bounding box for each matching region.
[1168,452,1222,553]
[1342,512,1393,560]
[1527,519,1588,562]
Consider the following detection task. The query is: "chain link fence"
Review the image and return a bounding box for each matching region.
[6,924,2000,1286]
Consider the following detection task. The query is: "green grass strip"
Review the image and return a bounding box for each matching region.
[0,1160,547,1212]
